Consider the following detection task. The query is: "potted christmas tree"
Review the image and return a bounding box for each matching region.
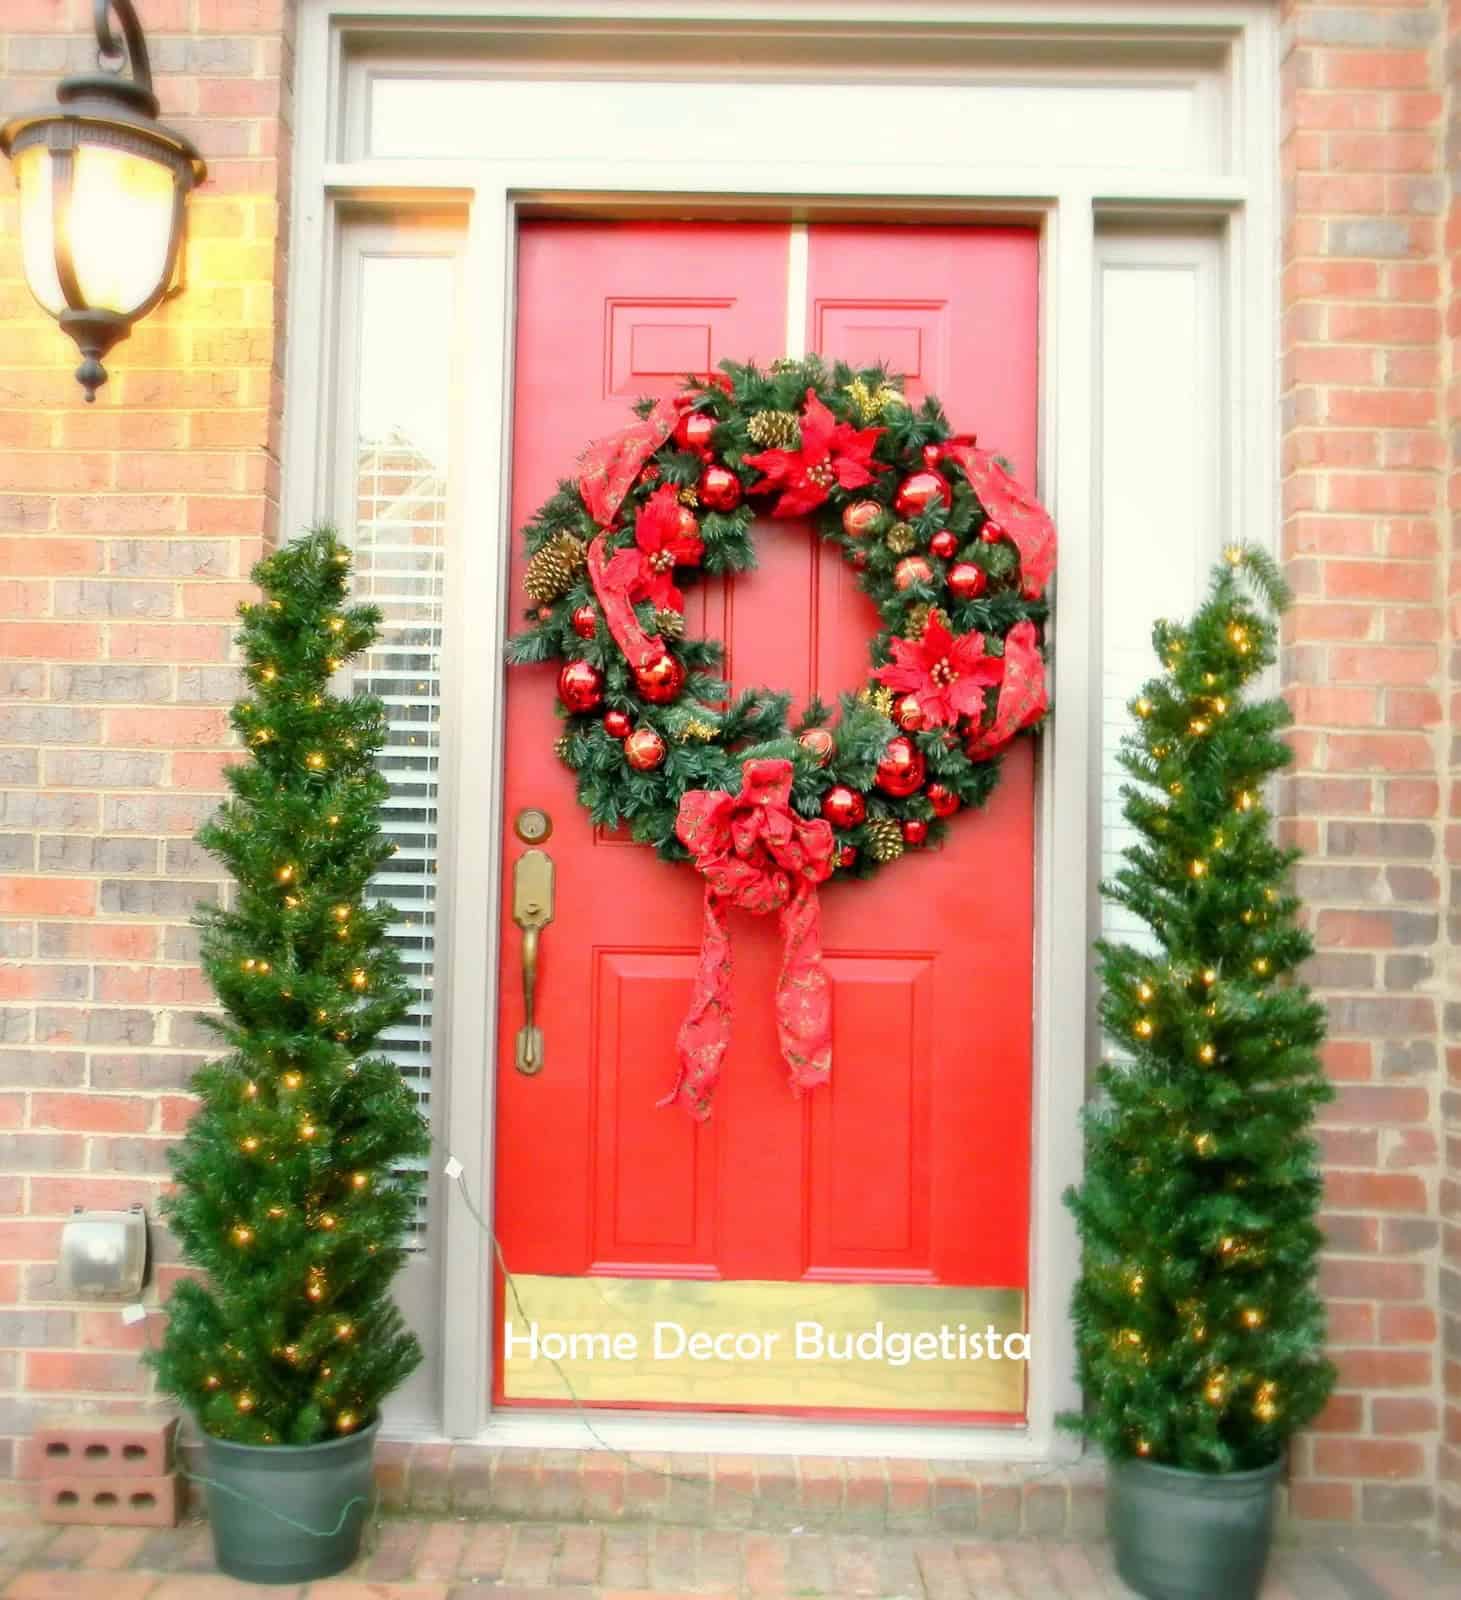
[1063,546,1334,1600]
[148,529,429,1584]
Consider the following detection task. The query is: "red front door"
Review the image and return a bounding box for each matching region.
[494,221,1038,1419]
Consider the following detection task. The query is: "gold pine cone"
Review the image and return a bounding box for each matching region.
[865,817,905,863]
[747,409,802,450]
[885,523,917,555]
[524,533,586,604]
[553,732,573,764]
[654,608,686,640]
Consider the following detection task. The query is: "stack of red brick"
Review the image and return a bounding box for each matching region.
[22,1413,181,1528]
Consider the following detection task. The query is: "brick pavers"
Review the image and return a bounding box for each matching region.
[0,1517,1456,1598]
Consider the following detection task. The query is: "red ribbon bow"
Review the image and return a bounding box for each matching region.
[664,758,836,1120]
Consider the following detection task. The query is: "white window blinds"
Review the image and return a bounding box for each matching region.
[347,253,454,1244]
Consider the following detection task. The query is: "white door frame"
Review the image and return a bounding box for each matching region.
[282,0,1278,1461]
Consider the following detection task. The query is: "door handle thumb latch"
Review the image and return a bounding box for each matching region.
[512,846,555,1075]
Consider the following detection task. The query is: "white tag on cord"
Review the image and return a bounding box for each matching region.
[443,1156,463,1180]
[121,1304,147,1326]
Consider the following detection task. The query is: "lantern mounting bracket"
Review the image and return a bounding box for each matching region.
[61,1,160,117]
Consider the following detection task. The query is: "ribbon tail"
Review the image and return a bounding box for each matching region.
[587,534,665,671]
[774,879,833,1096]
[578,396,680,527]
[663,886,733,1121]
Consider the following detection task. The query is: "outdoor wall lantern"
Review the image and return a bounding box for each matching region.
[1,0,206,401]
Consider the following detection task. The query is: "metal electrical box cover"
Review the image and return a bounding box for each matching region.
[58,1205,149,1299]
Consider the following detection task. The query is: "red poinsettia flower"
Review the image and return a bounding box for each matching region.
[744,389,886,518]
[601,483,705,613]
[873,616,1005,728]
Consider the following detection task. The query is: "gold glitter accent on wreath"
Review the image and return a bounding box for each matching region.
[858,685,895,719]
[678,719,720,742]
[905,603,950,640]
[845,378,908,424]
[677,486,699,507]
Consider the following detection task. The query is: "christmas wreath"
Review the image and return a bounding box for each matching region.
[507,357,1056,1117]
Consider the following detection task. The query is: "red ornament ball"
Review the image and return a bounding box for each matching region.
[921,442,946,470]
[821,784,867,829]
[698,464,742,513]
[836,844,858,870]
[979,518,1006,545]
[798,727,835,766]
[874,735,927,798]
[926,783,961,819]
[536,605,554,622]
[602,708,633,740]
[624,726,667,771]
[947,562,988,601]
[849,547,869,571]
[929,528,959,561]
[634,651,686,704]
[674,410,717,455]
[558,659,604,714]
[894,469,952,520]
[638,464,660,485]
[841,499,882,540]
[570,604,598,640]
[893,556,934,591]
[675,503,701,548]
[894,693,924,733]
[902,818,929,846]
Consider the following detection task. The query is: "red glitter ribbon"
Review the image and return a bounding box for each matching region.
[586,534,664,672]
[578,395,688,670]
[943,441,1057,600]
[964,619,1049,761]
[578,394,682,527]
[663,758,836,1120]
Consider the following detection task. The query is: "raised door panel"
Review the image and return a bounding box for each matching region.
[591,950,716,1270]
[807,954,934,1277]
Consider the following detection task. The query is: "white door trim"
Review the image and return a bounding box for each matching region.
[282,0,1278,1463]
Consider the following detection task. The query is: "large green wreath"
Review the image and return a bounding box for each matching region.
[507,357,1056,875]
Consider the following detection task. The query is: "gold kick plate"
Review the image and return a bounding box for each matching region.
[512,846,555,1075]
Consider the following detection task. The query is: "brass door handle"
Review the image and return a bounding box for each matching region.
[512,847,554,1075]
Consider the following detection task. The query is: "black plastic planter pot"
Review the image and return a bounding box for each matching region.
[1108,1452,1282,1600]
[201,1418,378,1585]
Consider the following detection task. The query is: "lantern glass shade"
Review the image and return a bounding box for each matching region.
[15,138,180,320]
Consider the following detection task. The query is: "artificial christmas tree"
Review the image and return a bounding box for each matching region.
[147,528,429,1582]
[1064,546,1334,1600]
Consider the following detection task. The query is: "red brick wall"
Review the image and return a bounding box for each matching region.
[1280,0,1452,1542]
[1443,0,1461,1554]
[0,0,1457,1546]
[0,0,293,1476]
